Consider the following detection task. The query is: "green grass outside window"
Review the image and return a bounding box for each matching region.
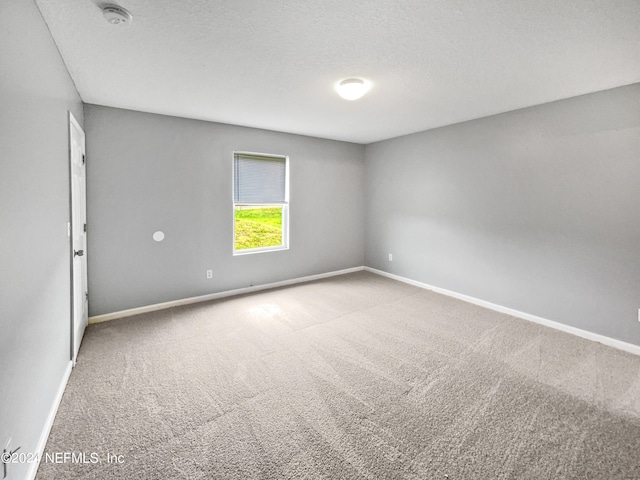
[234,206,283,250]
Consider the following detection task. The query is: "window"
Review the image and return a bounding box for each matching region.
[233,152,289,254]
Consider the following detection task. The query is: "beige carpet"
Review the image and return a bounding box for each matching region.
[37,271,640,479]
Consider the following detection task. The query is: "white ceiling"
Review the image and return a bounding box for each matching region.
[36,0,640,144]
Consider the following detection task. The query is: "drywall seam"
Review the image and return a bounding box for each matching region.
[27,361,73,480]
[89,266,365,324]
[365,267,640,356]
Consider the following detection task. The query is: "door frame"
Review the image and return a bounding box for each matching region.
[69,111,88,364]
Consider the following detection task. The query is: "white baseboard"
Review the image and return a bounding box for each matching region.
[27,360,73,480]
[89,266,365,324]
[89,264,639,356]
[365,267,640,356]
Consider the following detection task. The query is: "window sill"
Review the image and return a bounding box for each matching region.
[233,245,289,256]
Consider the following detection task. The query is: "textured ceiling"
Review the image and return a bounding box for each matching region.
[35,0,640,144]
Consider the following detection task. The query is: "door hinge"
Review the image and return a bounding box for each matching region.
[84,223,87,233]
[85,292,89,301]
[82,154,85,165]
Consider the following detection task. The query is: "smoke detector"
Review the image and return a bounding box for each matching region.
[102,5,132,25]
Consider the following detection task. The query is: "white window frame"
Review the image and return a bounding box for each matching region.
[232,151,289,255]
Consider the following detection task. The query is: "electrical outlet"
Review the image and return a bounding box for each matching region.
[3,444,20,480]
[3,437,11,479]
[388,253,393,261]
[206,270,213,279]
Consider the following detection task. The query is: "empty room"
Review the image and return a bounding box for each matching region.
[2,0,640,479]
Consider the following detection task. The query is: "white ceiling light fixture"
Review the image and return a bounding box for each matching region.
[102,5,133,26]
[336,78,371,101]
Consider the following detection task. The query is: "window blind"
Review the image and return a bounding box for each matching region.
[234,153,286,203]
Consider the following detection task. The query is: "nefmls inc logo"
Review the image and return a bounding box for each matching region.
[45,452,100,464]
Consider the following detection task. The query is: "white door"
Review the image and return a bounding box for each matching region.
[69,112,88,364]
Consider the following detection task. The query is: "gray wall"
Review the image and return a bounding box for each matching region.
[365,83,640,346]
[0,0,83,478]
[84,105,365,316]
